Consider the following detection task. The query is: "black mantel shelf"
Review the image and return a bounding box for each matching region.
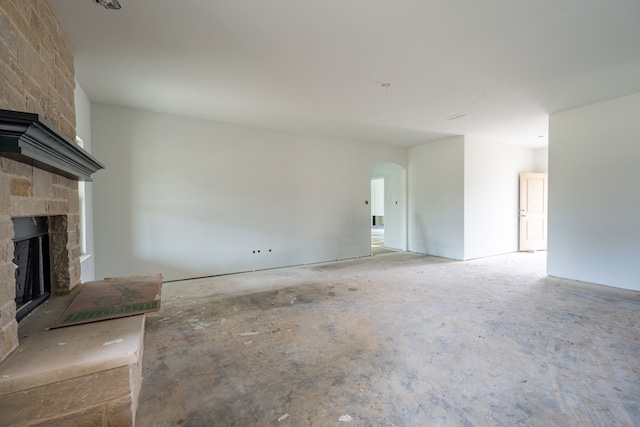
[0,109,104,181]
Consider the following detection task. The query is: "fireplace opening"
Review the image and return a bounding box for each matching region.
[13,217,51,322]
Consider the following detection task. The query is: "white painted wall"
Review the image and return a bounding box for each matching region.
[534,147,549,173]
[548,93,640,290]
[463,137,535,259]
[91,105,407,281]
[370,162,407,251]
[74,82,96,282]
[408,137,464,259]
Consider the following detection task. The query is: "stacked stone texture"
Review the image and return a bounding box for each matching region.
[0,0,79,363]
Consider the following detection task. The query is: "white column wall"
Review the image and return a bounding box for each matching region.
[548,92,640,290]
[408,137,465,259]
[534,147,549,173]
[91,105,407,281]
[463,137,536,259]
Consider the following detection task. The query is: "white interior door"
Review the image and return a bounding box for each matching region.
[519,173,548,251]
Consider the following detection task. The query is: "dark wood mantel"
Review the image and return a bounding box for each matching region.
[0,109,104,181]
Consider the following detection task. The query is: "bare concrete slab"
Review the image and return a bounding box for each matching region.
[136,252,640,426]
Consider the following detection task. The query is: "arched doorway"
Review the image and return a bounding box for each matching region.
[370,163,407,253]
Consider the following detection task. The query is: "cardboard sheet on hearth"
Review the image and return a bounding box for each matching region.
[51,273,162,328]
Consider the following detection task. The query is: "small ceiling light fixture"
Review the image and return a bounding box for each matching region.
[95,0,122,9]
[446,113,467,121]
[379,82,391,96]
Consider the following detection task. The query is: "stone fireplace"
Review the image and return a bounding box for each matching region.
[0,5,147,426]
[0,108,104,363]
[0,0,91,363]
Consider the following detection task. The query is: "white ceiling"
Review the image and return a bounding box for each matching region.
[49,0,640,148]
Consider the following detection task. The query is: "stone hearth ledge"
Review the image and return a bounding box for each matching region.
[0,316,144,394]
[0,295,145,426]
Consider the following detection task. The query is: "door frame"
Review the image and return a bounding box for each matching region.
[519,172,548,251]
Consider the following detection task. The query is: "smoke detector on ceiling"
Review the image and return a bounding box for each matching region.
[95,0,121,9]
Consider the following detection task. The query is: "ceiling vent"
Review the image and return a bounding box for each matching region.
[446,113,467,121]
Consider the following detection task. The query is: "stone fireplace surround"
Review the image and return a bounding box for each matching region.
[0,159,78,359]
[0,3,148,425]
[0,0,81,365]
[0,112,148,426]
[0,109,104,362]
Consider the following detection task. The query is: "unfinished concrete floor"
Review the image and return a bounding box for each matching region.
[136,252,640,426]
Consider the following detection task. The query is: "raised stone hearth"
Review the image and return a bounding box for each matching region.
[0,290,145,427]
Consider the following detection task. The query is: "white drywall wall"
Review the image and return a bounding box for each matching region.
[74,82,96,282]
[534,147,549,173]
[408,137,464,259]
[463,137,535,259]
[370,162,407,251]
[548,92,640,290]
[91,105,407,281]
